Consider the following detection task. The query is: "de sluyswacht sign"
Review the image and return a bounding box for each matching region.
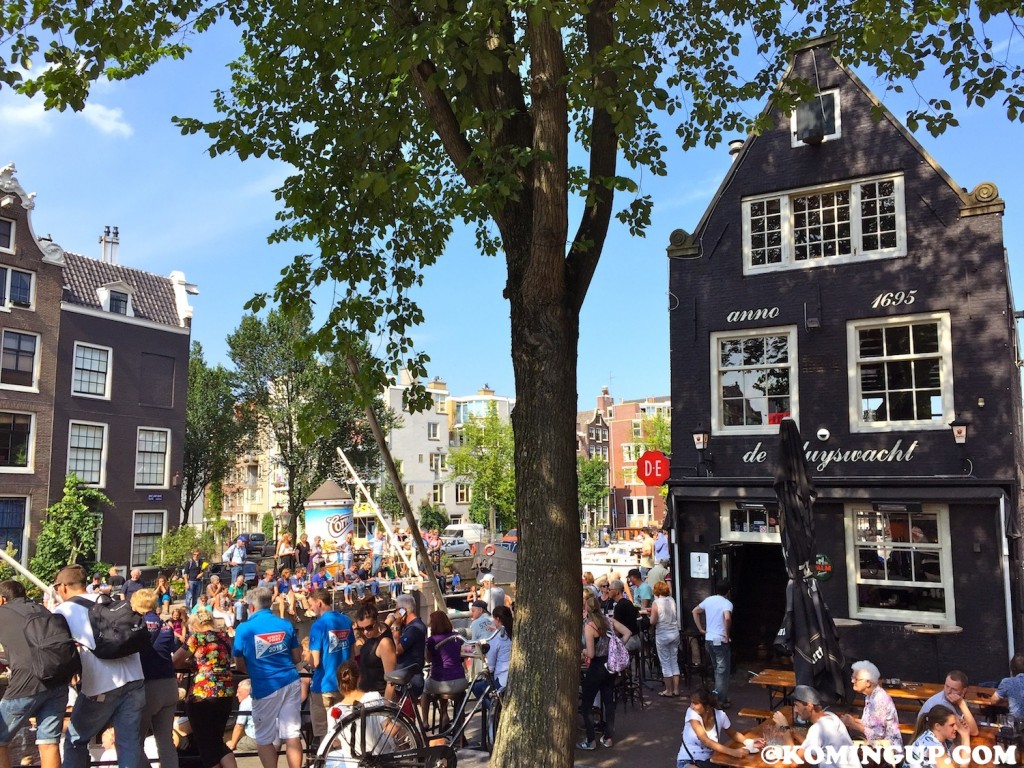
[743,439,919,472]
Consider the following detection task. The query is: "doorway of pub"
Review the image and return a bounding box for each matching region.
[712,542,789,664]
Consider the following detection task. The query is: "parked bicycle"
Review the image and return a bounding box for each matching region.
[312,640,504,767]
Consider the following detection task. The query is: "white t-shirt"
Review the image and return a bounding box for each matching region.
[324,691,386,764]
[698,594,733,643]
[54,593,144,697]
[481,586,506,612]
[679,707,731,761]
[802,712,857,768]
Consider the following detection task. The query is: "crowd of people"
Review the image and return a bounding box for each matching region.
[0,534,515,768]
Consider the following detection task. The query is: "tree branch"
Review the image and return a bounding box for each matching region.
[389,0,484,187]
[566,0,617,313]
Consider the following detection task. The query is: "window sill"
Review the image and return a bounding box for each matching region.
[0,384,39,393]
[0,466,32,474]
[72,392,112,401]
[850,421,950,434]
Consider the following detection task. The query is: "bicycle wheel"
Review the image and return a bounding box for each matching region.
[313,701,424,768]
[484,692,503,751]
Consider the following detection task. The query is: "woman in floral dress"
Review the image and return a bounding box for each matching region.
[172,610,238,768]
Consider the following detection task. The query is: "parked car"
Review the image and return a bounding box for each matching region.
[203,560,259,589]
[442,537,473,557]
[501,528,518,543]
[242,533,267,556]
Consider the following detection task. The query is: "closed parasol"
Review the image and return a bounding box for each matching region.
[774,418,846,702]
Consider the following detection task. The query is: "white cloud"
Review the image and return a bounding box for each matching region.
[81,103,133,137]
[0,98,53,134]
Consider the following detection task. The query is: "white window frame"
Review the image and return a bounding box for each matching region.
[431,483,445,504]
[623,466,638,486]
[456,484,471,504]
[0,265,34,310]
[135,427,171,488]
[847,312,954,433]
[719,502,782,544]
[0,329,40,392]
[0,410,34,474]
[0,217,13,254]
[742,173,906,275]
[789,88,843,148]
[130,509,168,568]
[622,443,641,463]
[71,342,113,400]
[427,422,439,441]
[97,283,135,317]
[710,325,799,436]
[67,420,108,487]
[844,503,956,625]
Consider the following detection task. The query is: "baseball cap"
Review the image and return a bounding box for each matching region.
[471,600,488,610]
[791,685,822,707]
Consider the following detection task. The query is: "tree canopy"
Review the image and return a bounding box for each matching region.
[4,0,1022,763]
[447,403,516,533]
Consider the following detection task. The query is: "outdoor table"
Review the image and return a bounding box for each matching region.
[711,716,1003,768]
[749,668,1003,712]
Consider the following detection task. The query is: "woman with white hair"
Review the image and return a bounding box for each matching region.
[841,659,903,746]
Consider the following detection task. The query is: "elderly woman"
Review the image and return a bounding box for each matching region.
[206,574,225,603]
[841,659,903,746]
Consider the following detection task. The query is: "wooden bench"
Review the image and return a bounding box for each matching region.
[737,707,776,722]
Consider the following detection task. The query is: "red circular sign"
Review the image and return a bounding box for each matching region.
[636,450,670,486]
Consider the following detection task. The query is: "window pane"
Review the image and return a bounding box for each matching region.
[887,391,914,420]
[69,424,105,484]
[0,498,26,557]
[0,412,31,467]
[912,324,939,354]
[859,328,884,358]
[884,326,911,355]
[109,291,129,315]
[136,429,168,486]
[1,332,36,387]
[73,345,110,396]
[885,360,913,390]
[0,220,11,250]
[720,340,744,368]
[9,271,31,306]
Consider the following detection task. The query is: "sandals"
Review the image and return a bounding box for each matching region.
[658,692,677,698]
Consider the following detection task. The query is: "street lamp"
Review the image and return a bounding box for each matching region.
[692,426,713,476]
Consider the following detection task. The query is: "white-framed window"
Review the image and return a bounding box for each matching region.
[622,443,640,462]
[97,284,135,316]
[456,484,471,504]
[135,428,170,487]
[719,501,782,543]
[109,291,129,315]
[742,173,906,274]
[0,329,39,390]
[845,503,955,624]
[72,342,112,399]
[405,484,414,498]
[0,266,33,309]
[0,411,32,471]
[790,89,842,147]
[427,422,439,440]
[711,326,798,435]
[0,218,13,253]
[431,483,445,504]
[623,467,638,485]
[624,497,653,526]
[632,420,642,439]
[848,313,953,432]
[68,420,107,486]
[433,393,447,414]
[429,452,447,471]
[131,510,167,567]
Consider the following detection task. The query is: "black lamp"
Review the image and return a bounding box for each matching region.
[692,426,713,476]
[949,417,972,474]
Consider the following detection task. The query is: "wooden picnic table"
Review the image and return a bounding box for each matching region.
[749,668,1004,712]
[712,713,1004,768]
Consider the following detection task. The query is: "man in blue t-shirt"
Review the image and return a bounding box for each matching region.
[233,587,301,768]
[306,589,353,742]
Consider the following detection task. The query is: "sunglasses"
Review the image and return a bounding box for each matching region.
[355,623,375,632]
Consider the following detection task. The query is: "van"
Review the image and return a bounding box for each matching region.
[443,523,487,544]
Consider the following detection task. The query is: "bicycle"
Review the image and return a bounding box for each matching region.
[312,640,503,768]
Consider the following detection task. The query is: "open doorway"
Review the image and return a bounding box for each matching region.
[713,542,789,664]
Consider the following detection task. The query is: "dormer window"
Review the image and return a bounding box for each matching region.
[109,291,129,315]
[790,89,841,147]
[0,218,12,253]
[96,282,135,317]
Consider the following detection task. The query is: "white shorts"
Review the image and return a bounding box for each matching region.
[252,679,302,745]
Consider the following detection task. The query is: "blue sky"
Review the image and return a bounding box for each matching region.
[2,25,1022,407]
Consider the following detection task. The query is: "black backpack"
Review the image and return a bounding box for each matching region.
[71,595,151,659]
[6,600,82,684]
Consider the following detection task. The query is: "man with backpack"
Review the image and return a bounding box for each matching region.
[0,580,79,768]
[52,564,146,768]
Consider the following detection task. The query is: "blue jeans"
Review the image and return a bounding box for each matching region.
[186,580,201,610]
[706,641,731,702]
[63,679,145,768]
[372,555,382,575]
[0,685,69,745]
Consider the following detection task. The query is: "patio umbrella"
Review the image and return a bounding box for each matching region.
[773,418,846,703]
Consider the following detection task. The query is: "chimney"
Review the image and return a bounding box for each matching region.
[98,226,120,263]
[728,139,744,160]
[478,383,494,396]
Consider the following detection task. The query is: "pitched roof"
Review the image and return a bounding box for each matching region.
[62,251,182,327]
[306,479,353,502]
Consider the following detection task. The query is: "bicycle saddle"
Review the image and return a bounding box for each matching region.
[385,667,417,685]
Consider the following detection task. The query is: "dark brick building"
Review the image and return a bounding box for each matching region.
[666,40,1023,682]
[1,164,197,570]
